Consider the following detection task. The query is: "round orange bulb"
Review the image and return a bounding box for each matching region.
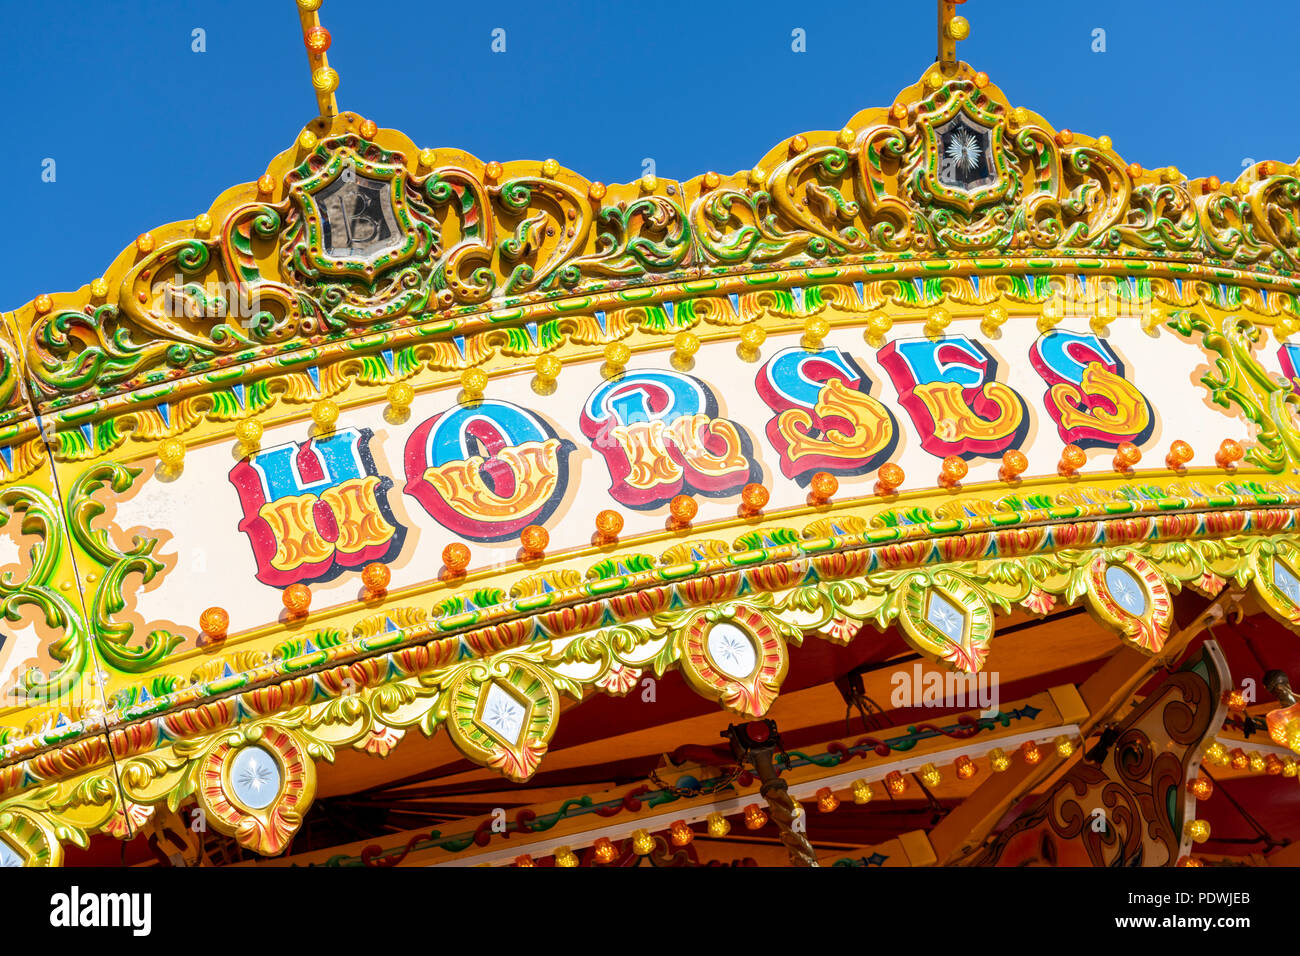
[669,494,698,524]
[876,462,905,494]
[816,787,839,813]
[940,455,968,486]
[740,482,769,513]
[136,233,155,254]
[1166,440,1194,469]
[304,26,331,53]
[257,173,274,195]
[743,803,768,829]
[1189,774,1214,800]
[588,182,606,201]
[669,820,693,846]
[592,837,617,864]
[442,542,470,573]
[1216,439,1244,468]
[359,119,378,139]
[1230,748,1249,771]
[955,754,977,779]
[1112,441,1141,471]
[513,854,535,867]
[884,770,906,795]
[199,606,229,640]
[1177,855,1204,867]
[33,293,53,314]
[520,524,549,554]
[594,509,623,539]
[283,583,311,617]
[1058,444,1087,475]
[1021,741,1042,765]
[362,562,390,594]
[809,471,838,503]
[999,449,1028,482]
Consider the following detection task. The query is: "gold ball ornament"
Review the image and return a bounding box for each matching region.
[553,846,578,867]
[1186,819,1211,844]
[947,15,970,40]
[631,829,654,855]
[312,399,339,428]
[740,324,767,350]
[158,438,185,468]
[673,330,701,359]
[312,68,339,93]
[604,341,631,367]
[460,368,488,397]
[535,354,562,382]
[234,418,263,445]
[386,381,415,409]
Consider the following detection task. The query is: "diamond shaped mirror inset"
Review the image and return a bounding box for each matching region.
[926,590,967,642]
[1104,564,1148,617]
[480,682,528,746]
[1274,559,1300,606]
[706,623,759,680]
[0,835,22,868]
[229,745,281,811]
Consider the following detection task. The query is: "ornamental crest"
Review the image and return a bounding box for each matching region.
[910,84,1015,215]
[287,137,424,281]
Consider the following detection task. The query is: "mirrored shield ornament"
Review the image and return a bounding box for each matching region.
[926,590,968,643]
[480,681,529,746]
[706,622,759,680]
[1104,564,1149,617]
[1274,559,1300,606]
[0,836,22,868]
[315,165,401,260]
[1085,552,1172,654]
[935,114,996,190]
[229,745,282,811]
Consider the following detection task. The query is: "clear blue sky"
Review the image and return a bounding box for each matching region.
[3,0,1295,309]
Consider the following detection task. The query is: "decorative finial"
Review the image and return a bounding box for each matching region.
[296,0,338,118]
[938,0,971,73]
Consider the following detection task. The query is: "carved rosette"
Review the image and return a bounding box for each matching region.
[675,603,792,717]
[444,657,559,783]
[197,724,316,856]
[1084,551,1173,654]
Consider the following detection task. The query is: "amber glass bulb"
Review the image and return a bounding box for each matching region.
[816,787,839,813]
[442,542,470,573]
[1058,444,1087,474]
[809,471,838,503]
[740,482,769,513]
[1216,439,1244,467]
[520,525,549,554]
[940,455,968,485]
[999,449,1028,481]
[876,463,905,493]
[199,607,229,639]
[885,770,906,795]
[595,509,623,539]
[362,562,390,593]
[669,820,693,846]
[283,583,311,616]
[1166,440,1194,469]
[669,494,698,524]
